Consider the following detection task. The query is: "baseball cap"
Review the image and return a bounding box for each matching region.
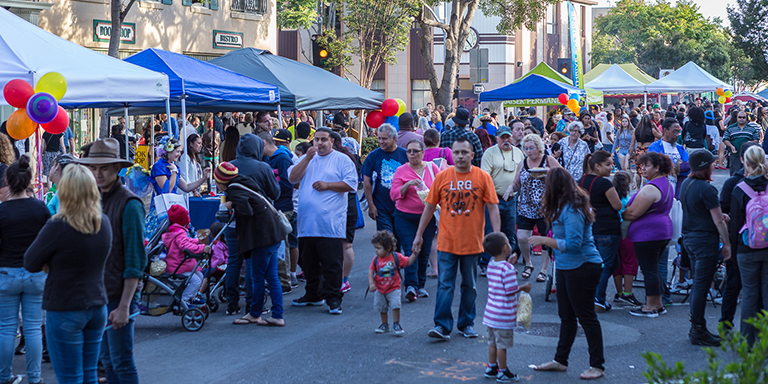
[496,126,513,137]
[273,129,292,143]
[689,150,714,171]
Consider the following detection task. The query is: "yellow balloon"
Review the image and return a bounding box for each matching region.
[724,90,732,98]
[35,72,67,101]
[395,99,406,117]
[718,95,726,104]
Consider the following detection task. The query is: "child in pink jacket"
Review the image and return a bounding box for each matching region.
[162,204,210,304]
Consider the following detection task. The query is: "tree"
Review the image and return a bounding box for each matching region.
[414,0,557,112]
[277,0,318,30]
[100,0,137,138]
[727,0,768,89]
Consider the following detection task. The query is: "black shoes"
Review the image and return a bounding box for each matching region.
[689,323,721,346]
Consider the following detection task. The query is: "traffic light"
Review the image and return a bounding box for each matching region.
[557,58,572,79]
[312,38,330,68]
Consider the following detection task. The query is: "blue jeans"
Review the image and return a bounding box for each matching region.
[684,234,720,326]
[396,210,436,290]
[225,226,252,310]
[601,143,613,154]
[100,300,138,384]
[659,246,672,303]
[480,198,518,267]
[737,250,768,346]
[249,242,283,319]
[376,208,399,251]
[593,234,620,304]
[0,268,46,383]
[47,305,107,384]
[434,252,478,332]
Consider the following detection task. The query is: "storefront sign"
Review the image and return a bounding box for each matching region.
[135,145,149,169]
[93,20,136,44]
[213,30,244,49]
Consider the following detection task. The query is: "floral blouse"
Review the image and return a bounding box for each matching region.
[558,137,590,181]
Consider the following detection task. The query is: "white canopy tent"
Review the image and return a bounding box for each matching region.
[585,64,647,94]
[643,61,731,93]
[0,8,170,108]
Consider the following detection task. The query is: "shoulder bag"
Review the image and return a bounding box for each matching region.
[228,182,292,236]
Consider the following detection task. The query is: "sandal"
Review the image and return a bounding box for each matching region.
[265,317,285,327]
[522,266,534,279]
[536,272,547,282]
[580,367,604,380]
[534,360,567,372]
[232,314,267,325]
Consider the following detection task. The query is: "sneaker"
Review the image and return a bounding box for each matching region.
[629,308,659,318]
[418,288,429,298]
[479,265,487,276]
[616,293,643,306]
[496,369,520,382]
[296,271,306,282]
[613,293,622,303]
[405,286,418,302]
[1,376,21,384]
[189,293,206,305]
[393,322,405,336]
[657,306,668,315]
[282,286,292,295]
[290,274,300,288]
[428,326,450,340]
[328,302,342,315]
[340,281,351,293]
[484,364,499,378]
[375,323,389,333]
[458,326,479,338]
[594,298,611,313]
[291,297,325,306]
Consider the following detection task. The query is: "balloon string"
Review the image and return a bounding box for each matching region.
[35,129,43,200]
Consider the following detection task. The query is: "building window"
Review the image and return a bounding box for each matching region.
[411,80,431,111]
[231,0,267,14]
[371,79,386,95]
[546,4,556,35]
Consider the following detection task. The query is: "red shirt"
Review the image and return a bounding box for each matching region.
[369,253,410,294]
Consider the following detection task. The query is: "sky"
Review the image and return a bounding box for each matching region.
[595,0,733,26]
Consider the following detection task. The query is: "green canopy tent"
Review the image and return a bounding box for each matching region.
[584,63,656,85]
[502,62,603,107]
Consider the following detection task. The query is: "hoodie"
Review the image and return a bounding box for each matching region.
[225,174,284,254]
[162,223,205,274]
[729,175,768,252]
[264,145,295,212]
[229,134,280,199]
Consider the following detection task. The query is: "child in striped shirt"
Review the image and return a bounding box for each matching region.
[482,233,531,383]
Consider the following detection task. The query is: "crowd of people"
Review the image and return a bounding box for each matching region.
[0,94,766,383]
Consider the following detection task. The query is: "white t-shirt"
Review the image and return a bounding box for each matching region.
[601,122,614,144]
[289,150,357,238]
[662,140,681,188]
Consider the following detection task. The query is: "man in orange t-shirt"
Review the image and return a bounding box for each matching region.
[413,137,500,340]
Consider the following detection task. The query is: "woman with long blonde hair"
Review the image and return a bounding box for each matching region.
[25,164,113,384]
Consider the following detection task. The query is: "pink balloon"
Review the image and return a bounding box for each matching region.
[366,110,385,129]
[3,79,35,109]
[41,106,69,134]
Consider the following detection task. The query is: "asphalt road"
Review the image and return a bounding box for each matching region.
[16,168,735,384]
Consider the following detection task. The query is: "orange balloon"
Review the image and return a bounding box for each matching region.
[7,109,38,140]
[567,99,579,113]
[716,88,724,96]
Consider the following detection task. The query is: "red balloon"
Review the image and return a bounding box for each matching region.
[381,99,399,117]
[725,97,732,103]
[558,93,568,105]
[3,79,35,109]
[41,106,69,134]
[365,110,385,129]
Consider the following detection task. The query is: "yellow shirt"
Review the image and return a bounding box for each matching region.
[480,145,525,196]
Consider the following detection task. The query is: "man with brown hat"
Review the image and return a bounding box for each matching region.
[78,138,145,383]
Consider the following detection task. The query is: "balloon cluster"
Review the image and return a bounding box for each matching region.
[558,93,581,115]
[365,98,407,129]
[2,73,69,140]
[715,88,732,104]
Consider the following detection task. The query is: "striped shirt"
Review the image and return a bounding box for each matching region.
[482,259,520,330]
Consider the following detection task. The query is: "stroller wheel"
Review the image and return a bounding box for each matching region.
[208,295,219,313]
[216,286,226,303]
[181,308,205,332]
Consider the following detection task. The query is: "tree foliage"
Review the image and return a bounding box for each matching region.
[727,0,768,88]
[592,0,737,83]
[479,0,556,34]
[277,0,318,30]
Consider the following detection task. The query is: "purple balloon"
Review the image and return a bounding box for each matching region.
[26,92,58,124]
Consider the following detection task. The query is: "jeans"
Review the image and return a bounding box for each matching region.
[684,234,721,326]
[719,256,741,327]
[434,252,478,332]
[225,226,252,310]
[396,210,436,290]
[555,262,604,370]
[480,198,518,267]
[729,153,742,176]
[602,143,613,155]
[100,300,139,384]
[737,250,768,346]
[47,305,108,384]
[634,240,669,297]
[376,209,399,251]
[299,237,344,306]
[593,234,620,304]
[0,268,46,383]
[659,247,672,303]
[249,242,283,319]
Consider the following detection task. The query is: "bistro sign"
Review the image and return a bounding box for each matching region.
[213,30,244,49]
[93,20,136,44]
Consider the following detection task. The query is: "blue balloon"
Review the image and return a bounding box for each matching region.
[569,93,580,101]
[384,115,399,130]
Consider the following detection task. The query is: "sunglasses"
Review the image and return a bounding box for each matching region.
[406,149,422,154]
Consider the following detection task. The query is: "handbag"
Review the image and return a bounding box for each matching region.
[228,183,293,236]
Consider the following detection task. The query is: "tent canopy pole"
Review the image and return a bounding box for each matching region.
[123,106,130,161]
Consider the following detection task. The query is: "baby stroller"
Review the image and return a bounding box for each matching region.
[138,218,212,332]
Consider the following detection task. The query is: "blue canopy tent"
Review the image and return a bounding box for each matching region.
[210,48,384,111]
[479,74,586,106]
[758,88,768,100]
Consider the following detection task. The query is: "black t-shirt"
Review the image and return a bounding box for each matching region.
[42,132,63,153]
[682,121,707,149]
[0,198,51,268]
[681,178,720,235]
[715,118,723,137]
[578,174,620,235]
[584,124,600,152]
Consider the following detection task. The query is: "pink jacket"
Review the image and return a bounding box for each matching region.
[162,224,205,274]
[210,241,228,270]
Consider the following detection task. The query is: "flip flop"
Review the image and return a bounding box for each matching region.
[233,315,266,325]
[534,360,568,372]
[265,317,285,327]
[536,272,547,282]
[580,367,604,380]
[522,266,534,279]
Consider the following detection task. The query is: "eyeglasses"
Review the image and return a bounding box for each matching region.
[499,149,516,173]
[406,149,422,154]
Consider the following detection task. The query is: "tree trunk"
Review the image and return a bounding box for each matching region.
[100,0,135,138]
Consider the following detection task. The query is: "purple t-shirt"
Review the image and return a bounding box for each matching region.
[423,147,454,165]
[397,131,424,148]
[627,177,673,242]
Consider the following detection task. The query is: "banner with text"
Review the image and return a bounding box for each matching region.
[567,2,583,89]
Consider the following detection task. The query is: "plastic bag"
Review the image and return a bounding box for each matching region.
[518,292,532,329]
[125,165,152,198]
